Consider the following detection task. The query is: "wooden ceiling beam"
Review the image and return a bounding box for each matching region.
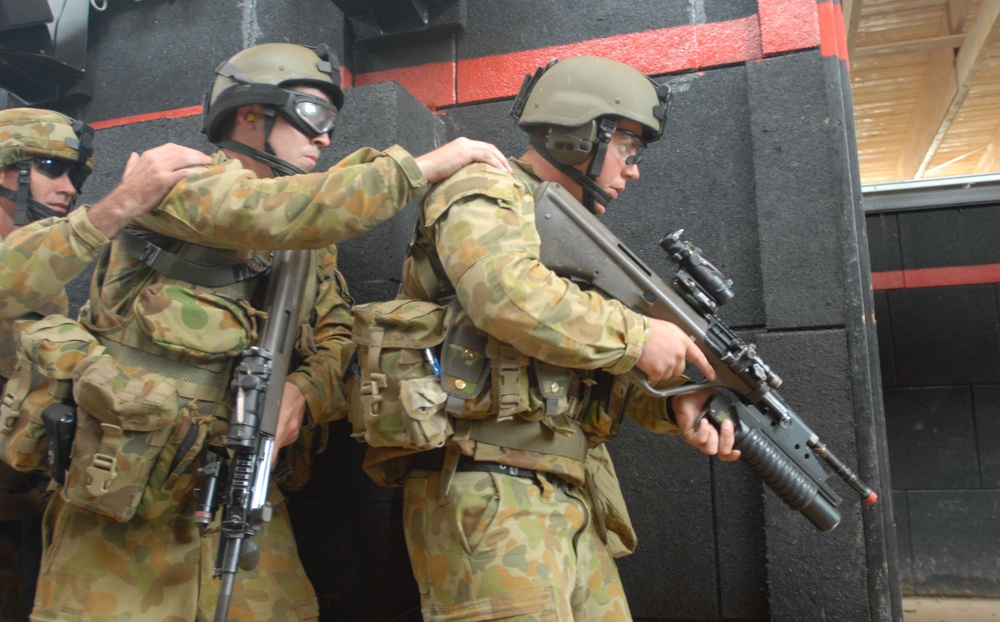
[916,0,1000,177]
[844,0,865,60]
[949,0,974,33]
[855,33,966,57]
[974,120,1000,173]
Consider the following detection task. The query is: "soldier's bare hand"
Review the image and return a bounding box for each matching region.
[275,381,307,455]
[120,143,212,212]
[89,143,211,237]
[674,389,741,461]
[415,137,512,183]
[635,317,715,383]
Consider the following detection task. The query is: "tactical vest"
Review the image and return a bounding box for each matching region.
[64,230,318,524]
[357,164,630,487]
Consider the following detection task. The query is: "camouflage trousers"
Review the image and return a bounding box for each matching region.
[30,482,319,622]
[402,468,632,621]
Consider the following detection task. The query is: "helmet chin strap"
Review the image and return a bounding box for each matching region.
[0,163,78,226]
[529,134,613,214]
[218,106,306,178]
[218,139,305,177]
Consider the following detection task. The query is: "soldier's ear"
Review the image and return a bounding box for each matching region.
[236,105,262,129]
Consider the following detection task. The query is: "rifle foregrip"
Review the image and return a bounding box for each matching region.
[734,424,841,532]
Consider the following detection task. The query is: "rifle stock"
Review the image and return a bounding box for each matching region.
[532,181,876,532]
[194,249,311,622]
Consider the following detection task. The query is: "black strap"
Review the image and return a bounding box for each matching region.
[117,229,270,287]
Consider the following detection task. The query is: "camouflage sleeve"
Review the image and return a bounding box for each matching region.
[285,245,355,425]
[0,208,107,319]
[135,145,426,250]
[623,384,684,435]
[426,164,647,374]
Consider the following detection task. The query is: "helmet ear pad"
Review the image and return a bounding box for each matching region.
[543,121,598,166]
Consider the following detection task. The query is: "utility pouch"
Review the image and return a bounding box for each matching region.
[439,305,490,418]
[64,353,184,523]
[350,299,455,450]
[133,283,258,361]
[0,315,101,473]
[138,413,210,525]
[577,375,628,445]
[585,443,637,558]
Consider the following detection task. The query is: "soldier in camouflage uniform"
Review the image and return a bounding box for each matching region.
[0,107,210,622]
[29,43,508,622]
[364,57,743,621]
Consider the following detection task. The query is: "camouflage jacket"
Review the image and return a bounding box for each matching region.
[389,158,679,483]
[0,208,108,378]
[136,145,427,250]
[84,148,411,427]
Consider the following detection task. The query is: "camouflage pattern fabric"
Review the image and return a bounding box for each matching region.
[0,108,94,174]
[31,482,318,622]
[0,210,107,376]
[0,203,108,622]
[366,158,688,618]
[404,468,631,621]
[137,146,426,251]
[404,159,646,375]
[32,148,385,620]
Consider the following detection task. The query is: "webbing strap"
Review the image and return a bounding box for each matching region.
[465,417,588,463]
[117,229,270,287]
[359,328,387,420]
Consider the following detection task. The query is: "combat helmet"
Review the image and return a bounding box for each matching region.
[0,107,94,225]
[510,56,671,211]
[203,43,344,177]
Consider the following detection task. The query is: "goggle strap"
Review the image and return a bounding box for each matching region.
[13,163,31,226]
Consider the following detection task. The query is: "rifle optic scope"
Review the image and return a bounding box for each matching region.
[660,230,734,308]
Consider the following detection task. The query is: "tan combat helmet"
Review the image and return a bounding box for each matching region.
[510,56,671,211]
[202,43,344,176]
[0,107,94,225]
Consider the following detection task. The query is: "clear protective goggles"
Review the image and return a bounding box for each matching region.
[279,92,339,138]
[611,129,646,167]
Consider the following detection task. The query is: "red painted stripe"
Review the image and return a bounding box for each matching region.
[816,1,849,64]
[835,2,850,70]
[871,271,905,291]
[354,61,455,111]
[871,264,1000,290]
[456,17,762,107]
[89,105,203,130]
[92,11,828,128]
[758,0,821,56]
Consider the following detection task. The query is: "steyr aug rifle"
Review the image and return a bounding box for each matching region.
[532,181,877,532]
[194,249,311,622]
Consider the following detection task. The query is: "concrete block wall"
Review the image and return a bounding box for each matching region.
[3,0,898,619]
[868,202,1000,598]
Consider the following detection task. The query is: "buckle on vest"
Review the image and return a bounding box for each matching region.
[86,452,117,495]
[86,422,122,495]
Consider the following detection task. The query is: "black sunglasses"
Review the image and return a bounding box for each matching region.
[32,158,85,191]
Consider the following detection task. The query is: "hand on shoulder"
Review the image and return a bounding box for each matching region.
[415,137,512,184]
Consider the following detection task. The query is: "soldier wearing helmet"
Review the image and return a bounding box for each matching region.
[360,56,739,619]
[0,107,209,622]
[29,42,508,622]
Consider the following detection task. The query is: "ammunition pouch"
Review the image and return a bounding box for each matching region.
[64,352,210,525]
[350,298,456,450]
[585,443,638,558]
[0,315,102,474]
